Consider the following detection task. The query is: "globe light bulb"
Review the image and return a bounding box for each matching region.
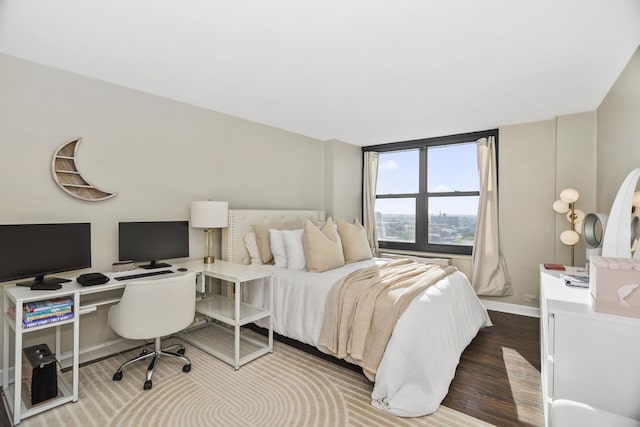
[553,199,569,214]
[567,209,585,224]
[559,188,579,204]
[560,230,580,246]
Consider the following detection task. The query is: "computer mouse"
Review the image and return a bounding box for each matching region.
[177,267,188,272]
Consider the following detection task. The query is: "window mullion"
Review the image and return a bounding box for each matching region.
[416,147,428,250]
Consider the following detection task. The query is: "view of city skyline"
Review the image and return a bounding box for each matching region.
[375,143,479,245]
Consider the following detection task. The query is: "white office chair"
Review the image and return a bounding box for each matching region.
[108,272,197,390]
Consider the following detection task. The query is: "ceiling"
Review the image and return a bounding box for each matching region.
[1,1,639,146]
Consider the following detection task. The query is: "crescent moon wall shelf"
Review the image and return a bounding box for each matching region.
[51,138,118,202]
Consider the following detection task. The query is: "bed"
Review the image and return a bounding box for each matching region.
[221,209,491,417]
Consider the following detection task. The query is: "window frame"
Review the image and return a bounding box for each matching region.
[363,129,498,256]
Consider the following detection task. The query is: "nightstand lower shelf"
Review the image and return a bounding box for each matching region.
[181,322,270,369]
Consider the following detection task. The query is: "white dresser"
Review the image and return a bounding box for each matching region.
[540,266,640,426]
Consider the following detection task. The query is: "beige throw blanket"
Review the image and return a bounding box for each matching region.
[318,258,457,381]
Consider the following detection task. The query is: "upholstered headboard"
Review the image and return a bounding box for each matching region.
[221,209,325,264]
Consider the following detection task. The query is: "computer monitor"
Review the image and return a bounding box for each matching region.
[118,221,189,269]
[0,223,92,287]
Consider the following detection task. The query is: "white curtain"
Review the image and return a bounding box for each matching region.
[363,151,379,255]
[471,137,512,296]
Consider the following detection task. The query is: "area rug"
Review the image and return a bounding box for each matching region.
[20,338,492,427]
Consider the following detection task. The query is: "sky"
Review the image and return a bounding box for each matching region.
[376,142,479,216]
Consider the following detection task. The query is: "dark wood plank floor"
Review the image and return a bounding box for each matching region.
[0,310,542,427]
[443,310,543,426]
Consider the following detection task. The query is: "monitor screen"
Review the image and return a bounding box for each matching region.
[0,223,91,286]
[118,221,189,269]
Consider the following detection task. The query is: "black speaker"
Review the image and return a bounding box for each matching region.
[22,344,58,405]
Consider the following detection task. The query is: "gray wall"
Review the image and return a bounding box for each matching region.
[0,53,360,362]
[597,46,640,213]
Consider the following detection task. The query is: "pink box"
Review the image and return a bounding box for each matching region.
[590,256,640,318]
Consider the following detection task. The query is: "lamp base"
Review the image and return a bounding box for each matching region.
[203,256,215,264]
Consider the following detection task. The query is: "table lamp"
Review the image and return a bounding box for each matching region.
[191,201,228,264]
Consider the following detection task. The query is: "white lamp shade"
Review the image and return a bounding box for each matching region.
[190,201,228,229]
[553,199,569,214]
[560,230,580,246]
[559,188,580,204]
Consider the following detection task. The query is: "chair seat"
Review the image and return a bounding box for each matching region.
[107,273,197,390]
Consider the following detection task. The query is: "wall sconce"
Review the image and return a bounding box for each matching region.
[190,201,229,264]
[553,188,584,266]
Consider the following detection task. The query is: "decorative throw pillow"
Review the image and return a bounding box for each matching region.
[282,229,306,270]
[243,232,262,265]
[303,217,345,272]
[337,218,373,264]
[253,220,302,264]
[269,229,288,268]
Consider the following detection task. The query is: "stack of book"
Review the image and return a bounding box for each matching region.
[8,297,74,328]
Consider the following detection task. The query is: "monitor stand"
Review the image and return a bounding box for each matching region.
[139,261,171,270]
[17,275,71,288]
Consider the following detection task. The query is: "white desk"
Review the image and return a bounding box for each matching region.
[2,259,272,424]
[540,266,640,426]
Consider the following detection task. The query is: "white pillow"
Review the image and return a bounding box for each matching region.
[243,232,262,265]
[282,229,306,270]
[269,229,287,268]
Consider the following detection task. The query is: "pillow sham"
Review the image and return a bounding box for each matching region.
[253,220,302,263]
[337,218,373,264]
[282,229,306,270]
[269,229,288,268]
[303,217,345,272]
[243,231,262,265]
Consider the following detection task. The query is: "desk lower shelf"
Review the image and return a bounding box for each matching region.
[181,322,270,369]
[3,371,75,422]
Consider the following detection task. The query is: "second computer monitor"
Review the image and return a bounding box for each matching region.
[118,221,189,269]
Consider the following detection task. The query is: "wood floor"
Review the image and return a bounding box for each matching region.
[0,310,542,427]
[443,310,543,426]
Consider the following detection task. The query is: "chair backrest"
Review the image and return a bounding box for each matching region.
[108,272,197,340]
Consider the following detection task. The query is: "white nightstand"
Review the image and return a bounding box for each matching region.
[181,260,273,370]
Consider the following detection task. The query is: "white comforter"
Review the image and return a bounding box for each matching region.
[242,259,491,417]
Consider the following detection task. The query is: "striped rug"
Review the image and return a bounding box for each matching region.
[21,337,492,427]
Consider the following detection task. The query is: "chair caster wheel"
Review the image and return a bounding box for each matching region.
[143,380,152,390]
[183,364,191,373]
[113,372,123,381]
[177,348,186,356]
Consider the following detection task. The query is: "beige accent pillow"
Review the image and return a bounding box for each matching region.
[303,217,345,272]
[253,220,302,263]
[337,218,373,263]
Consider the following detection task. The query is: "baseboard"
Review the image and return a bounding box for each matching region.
[480,299,540,318]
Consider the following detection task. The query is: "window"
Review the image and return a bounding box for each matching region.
[364,129,497,255]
